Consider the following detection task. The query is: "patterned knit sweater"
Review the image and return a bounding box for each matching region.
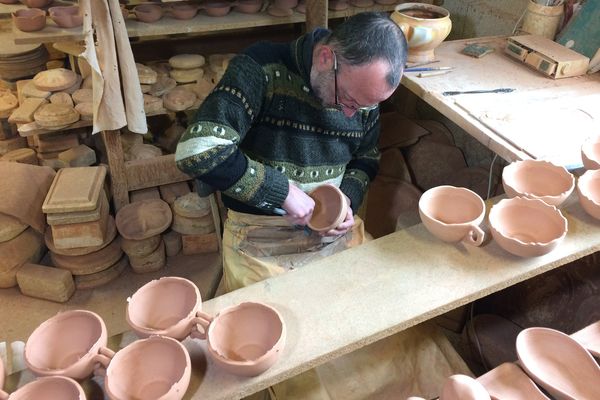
[175,29,381,216]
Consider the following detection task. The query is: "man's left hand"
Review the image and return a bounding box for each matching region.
[321,194,354,237]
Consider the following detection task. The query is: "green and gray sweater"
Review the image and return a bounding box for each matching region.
[175,29,381,216]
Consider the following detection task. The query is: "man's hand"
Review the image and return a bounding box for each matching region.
[282,182,315,226]
[321,194,354,237]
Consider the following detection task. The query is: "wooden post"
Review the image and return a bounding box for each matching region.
[306,0,328,31]
[101,130,129,212]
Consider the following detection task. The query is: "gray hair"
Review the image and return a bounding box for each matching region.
[323,12,408,88]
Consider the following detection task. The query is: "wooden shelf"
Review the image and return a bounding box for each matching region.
[11,19,85,45]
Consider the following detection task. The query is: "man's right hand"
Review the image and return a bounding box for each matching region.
[281,182,315,226]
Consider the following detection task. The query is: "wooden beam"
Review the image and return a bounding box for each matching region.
[101,130,129,212]
[125,154,191,191]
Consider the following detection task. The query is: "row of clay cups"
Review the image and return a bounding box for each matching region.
[133,0,263,23]
[12,6,82,33]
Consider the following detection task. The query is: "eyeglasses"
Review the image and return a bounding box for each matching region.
[331,50,378,113]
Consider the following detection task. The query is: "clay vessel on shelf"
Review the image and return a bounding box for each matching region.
[48,6,82,28]
[477,362,550,400]
[12,8,46,32]
[127,276,204,340]
[516,327,600,400]
[103,336,191,400]
[168,3,198,19]
[489,197,567,257]
[200,1,232,17]
[267,4,293,16]
[418,185,485,246]
[307,184,348,232]
[502,159,575,207]
[234,0,263,14]
[133,3,163,23]
[571,320,600,358]
[391,3,452,62]
[24,310,115,380]
[273,0,297,9]
[19,0,51,7]
[577,169,600,220]
[581,136,600,170]
[440,374,490,400]
[0,376,85,400]
[193,302,286,377]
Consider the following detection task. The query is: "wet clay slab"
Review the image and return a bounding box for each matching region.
[43,166,107,213]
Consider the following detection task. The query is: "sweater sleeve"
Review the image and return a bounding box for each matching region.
[175,55,289,212]
[339,108,381,213]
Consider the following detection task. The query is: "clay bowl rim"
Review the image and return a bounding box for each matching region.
[48,5,82,28]
[19,0,52,7]
[307,184,348,232]
[133,3,164,21]
[489,196,567,248]
[16,376,86,398]
[581,136,600,170]
[206,301,286,366]
[12,7,46,20]
[166,3,199,19]
[393,2,450,19]
[126,276,202,337]
[418,185,485,227]
[502,159,575,207]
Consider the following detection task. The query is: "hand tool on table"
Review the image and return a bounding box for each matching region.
[405,60,440,68]
[405,66,454,72]
[418,70,453,78]
[442,88,515,96]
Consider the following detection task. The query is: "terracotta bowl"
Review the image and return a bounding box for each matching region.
[168,3,199,19]
[581,136,600,170]
[201,1,232,17]
[391,2,452,62]
[577,169,600,220]
[4,376,85,400]
[418,185,485,246]
[105,336,191,400]
[307,184,348,232]
[502,159,575,207]
[489,197,567,257]
[440,374,490,400]
[127,276,204,340]
[12,8,46,32]
[197,302,286,377]
[48,6,82,28]
[234,0,263,14]
[516,327,600,400]
[273,0,297,9]
[19,0,51,7]
[133,3,163,23]
[24,310,113,380]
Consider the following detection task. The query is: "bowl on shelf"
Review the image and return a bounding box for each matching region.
[577,169,600,220]
[489,196,567,257]
[581,135,600,170]
[167,3,199,19]
[48,6,82,28]
[12,8,46,32]
[200,1,233,17]
[502,159,575,207]
[20,0,51,7]
[273,0,297,9]
[133,3,163,23]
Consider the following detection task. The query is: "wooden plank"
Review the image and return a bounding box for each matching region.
[125,154,191,191]
[17,119,92,137]
[11,19,85,45]
[101,130,129,212]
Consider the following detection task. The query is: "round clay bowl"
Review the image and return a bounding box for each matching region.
[418,185,485,245]
[577,169,600,220]
[7,376,85,400]
[105,336,191,400]
[207,302,285,377]
[307,184,348,232]
[133,4,163,23]
[24,310,108,380]
[502,159,575,207]
[234,0,262,14]
[391,3,452,63]
[168,3,198,19]
[516,327,600,400]
[20,0,51,7]
[201,2,232,17]
[115,199,172,240]
[489,197,567,257]
[581,136,600,170]
[48,6,82,28]
[440,374,490,400]
[127,276,202,340]
[12,8,46,32]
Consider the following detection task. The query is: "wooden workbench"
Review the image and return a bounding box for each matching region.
[401,36,600,169]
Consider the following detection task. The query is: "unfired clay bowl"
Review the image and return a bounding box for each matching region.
[168,3,199,19]
[24,310,114,380]
[577,169,600,220]
[419,185,485,246]
[48,6,82,28]
[517,327,600,400]
[104,336,191,400]
[273,0,297,9]
[234,0,263,14]
[127,276,204,340]
[502,159,575,207]
[308,184,348,232]
[12,8,46,32]
[201,2,232,17]
[19,0,51,7]
[391,3,452,62]
[440,374,490,400]
[477,362,550,400]
[489,197,567,257]
[133,4,163,22]
[581,136,600,170]
[0,376,86,400]
[193,302,286,377]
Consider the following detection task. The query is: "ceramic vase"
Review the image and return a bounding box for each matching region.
[48,6,82,28]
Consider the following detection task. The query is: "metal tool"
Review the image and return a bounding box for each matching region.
[418,70,453,78]
[405,66,454,72]
[442,88,515,96]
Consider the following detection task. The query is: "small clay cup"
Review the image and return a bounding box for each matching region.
[168,3,199,19]
[19,0,51,7]
[200,1,232,17]
[0,376,86,400]
[103,336,191,400]
[307,184,348,232]
[234,0,263,14]
[133,3,163,23]
[12,8,46,32]
[126,276,205,340]
[24,310,115,380]
[192,302,286,377]
[48,6,82,28]
[577,169,600,220]
[581,136,600,170]
[419,185,485,246]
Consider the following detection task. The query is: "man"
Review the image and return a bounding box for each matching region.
[176,12,408,292]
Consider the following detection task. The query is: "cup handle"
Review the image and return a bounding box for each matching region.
[189,310,213,340]
[462,225,485,247]
[92,346,115,377]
